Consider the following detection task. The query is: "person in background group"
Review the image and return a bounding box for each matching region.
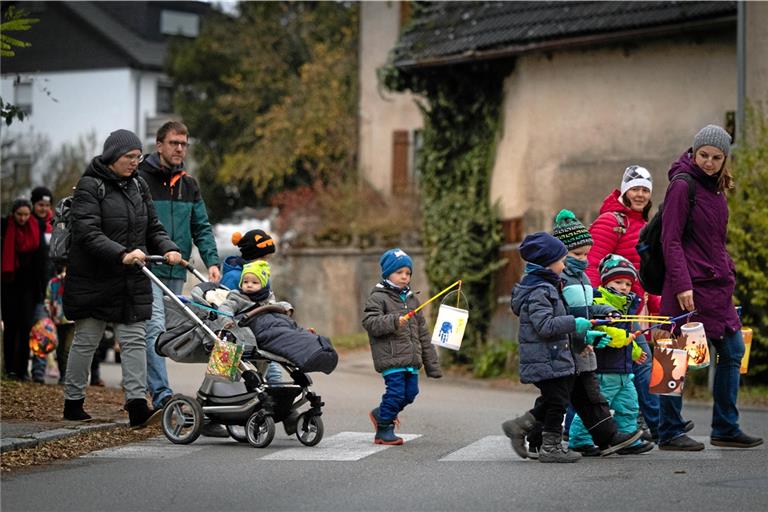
[29,186,56,383]
[658,124,763,451]
[138,121,221,434]
[62,129,180,429]
[586,165,661,441]
[1,199,41,380]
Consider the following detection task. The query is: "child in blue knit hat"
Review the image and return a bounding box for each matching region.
[362,248,442,445]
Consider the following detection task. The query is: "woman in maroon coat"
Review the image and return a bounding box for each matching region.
[658,124,762,451]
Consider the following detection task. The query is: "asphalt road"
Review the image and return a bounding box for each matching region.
[2,352,767,512]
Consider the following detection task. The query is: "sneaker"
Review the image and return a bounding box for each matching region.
[640,430,653,442]
[710,432,764,448]
[617,440,655,455]
[527,445,540,459]
[683,420,694,433]
[659,434,705,451]
[600,429,643,457]
[571,444,602,457]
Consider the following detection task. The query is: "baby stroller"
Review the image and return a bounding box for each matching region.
[138,256,336,448]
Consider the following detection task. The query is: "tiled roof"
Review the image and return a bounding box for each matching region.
[393,1,736,68]
[66,2,166,69]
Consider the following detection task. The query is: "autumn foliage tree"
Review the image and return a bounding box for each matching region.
[167,2,358,221]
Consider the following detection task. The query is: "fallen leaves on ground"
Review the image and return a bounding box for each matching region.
[1,379,161,473]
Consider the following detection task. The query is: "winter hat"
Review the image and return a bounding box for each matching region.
[240,260,271,289]
[692,124,731,156]
[519,232,567,267]
[620,165,653,198]
[598,253,638,286]
[232,229,275,260]
[30,186,53,205]
[380,248,413,279]
[101,129,142,165]
[551,209,592,250]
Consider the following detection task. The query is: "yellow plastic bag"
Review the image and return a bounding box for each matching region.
[206,338,243,381]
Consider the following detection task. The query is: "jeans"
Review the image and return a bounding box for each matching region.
[379,371,419,422]
[632,336,659,436]
[659,330,745,442]
[64,318,147,402]
[146,278,184,408]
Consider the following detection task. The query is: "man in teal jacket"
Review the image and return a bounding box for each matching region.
[138,121,220,430]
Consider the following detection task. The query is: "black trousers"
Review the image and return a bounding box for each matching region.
[531,375,575,433]
[529,371,618,446]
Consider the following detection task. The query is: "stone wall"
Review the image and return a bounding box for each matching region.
[270,247,429,337]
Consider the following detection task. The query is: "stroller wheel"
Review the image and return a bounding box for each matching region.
[226,425,248,443]
[162,395,203,445]
[245,413,275,448]
[296,413,324,447]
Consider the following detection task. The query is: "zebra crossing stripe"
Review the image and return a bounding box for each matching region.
[260,431,421,461]
[440,436,519,462]
[83,437,205,459]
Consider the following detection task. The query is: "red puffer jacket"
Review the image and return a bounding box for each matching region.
[586,189,660,315]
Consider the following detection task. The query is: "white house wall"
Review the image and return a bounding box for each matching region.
[491,35,736,229]
[358,1,423,194]
[1,68,163,178]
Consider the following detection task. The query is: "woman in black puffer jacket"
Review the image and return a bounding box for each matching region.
[63,129,180,428]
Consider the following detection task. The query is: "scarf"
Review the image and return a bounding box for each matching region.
[521,263,562,289]
[2,214,41,281]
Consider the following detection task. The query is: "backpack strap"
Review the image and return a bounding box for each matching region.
[611,211,627,235]
[670,173,697,232]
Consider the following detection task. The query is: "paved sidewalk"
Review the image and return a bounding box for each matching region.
[1,420,125,454]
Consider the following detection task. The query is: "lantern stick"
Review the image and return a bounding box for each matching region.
[405,280,462,319]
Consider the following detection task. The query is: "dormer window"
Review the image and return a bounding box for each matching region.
[160,10,199,37]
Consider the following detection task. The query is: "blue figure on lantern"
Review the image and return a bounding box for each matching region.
[439,321,453,344]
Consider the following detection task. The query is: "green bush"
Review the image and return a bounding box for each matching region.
[473,340,518,379]
[728,105,768,383]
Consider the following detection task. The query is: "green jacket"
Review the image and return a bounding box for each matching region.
[138,154,218,280]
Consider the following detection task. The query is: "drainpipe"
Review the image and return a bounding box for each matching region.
[134,70,141,139]
[736,1,746,143]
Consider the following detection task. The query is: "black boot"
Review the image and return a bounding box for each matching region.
[501,411,536,459]
[539,432,581,463]
[374,422,403,445]
[599,429,643,457]
[63,398,92,421]
[125,399,162,430]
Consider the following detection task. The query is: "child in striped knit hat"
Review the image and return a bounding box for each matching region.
[568,253,655,455]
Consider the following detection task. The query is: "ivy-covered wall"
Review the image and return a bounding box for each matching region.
[381,66,506,358]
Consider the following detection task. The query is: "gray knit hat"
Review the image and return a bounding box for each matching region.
[692,124,731,156]
[101,129,142,164]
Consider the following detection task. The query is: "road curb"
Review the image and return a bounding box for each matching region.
[0,422,124,454]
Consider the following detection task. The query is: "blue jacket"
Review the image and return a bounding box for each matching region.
[220,255,244,290]
[593,287,638,374]
[511,270,576,384]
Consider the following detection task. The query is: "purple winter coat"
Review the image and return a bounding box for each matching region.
[660,151,740,339]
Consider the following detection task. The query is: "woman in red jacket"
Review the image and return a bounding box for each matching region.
[586,165,664,442]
